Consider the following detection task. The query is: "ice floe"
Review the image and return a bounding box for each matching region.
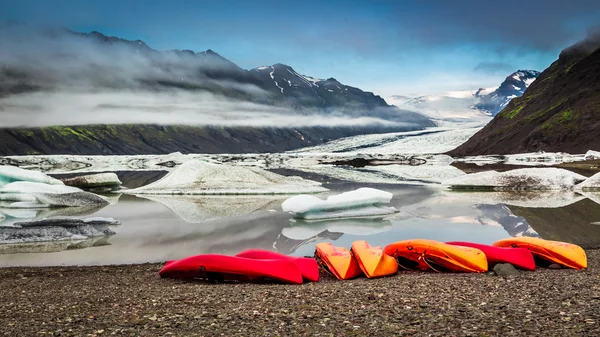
[0,181,109,208]
[585,150,600,160]
[0,165,64,186]
[59,172,122,191]
[442,168,587,190]
[0,216,120,247]
[281,188,398,220]
[125,159,328,195]
[575,172,600,191]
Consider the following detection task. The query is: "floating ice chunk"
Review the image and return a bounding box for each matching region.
[281,188,397,220]
[125,160,328,195]
[0,193,37,202]
[0,181,109,207]
[0,223,115,245]
[282,188,393,214]
[0,201,50,209]
[82,217,121,226]
[0,181,81,194]
[34,192,109,207]
[60,173,122,189]
[585,150,600,160]
[442,168,587,190]
[0,165,64,186]
[574,172,600,191]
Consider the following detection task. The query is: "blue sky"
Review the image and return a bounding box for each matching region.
[1,0,600,97]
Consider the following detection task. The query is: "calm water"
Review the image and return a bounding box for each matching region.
[1,177,600,267]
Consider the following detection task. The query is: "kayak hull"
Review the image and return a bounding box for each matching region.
[492,237,587,270]
[384,239,488,273]
[314,242,363,280]
[235,249,319,282]
[158,254,304,284]
[446,241,536,271]
[351,240,398,278]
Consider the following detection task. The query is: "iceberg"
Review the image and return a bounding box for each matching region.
[59,172,122,191]
[281,188,398,220]
[585,150,600,160]
[442,168,587,190]
[125,159,328,195]
[0,181,109,208]
[0,165,64,187]
[574,172,600,191]
[0,181,81,194]
[0,216,120,248]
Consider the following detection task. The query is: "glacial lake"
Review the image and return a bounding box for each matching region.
[1,169,600,267]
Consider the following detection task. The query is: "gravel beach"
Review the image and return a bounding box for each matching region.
[1,250,599,337]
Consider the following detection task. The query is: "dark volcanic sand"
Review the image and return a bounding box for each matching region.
[1,250,599,337]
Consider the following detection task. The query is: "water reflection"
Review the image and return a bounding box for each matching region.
[0,186,599,266]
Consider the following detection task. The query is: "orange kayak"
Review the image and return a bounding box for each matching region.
[383,239,488,273]
[314,242,363,280]
[492,237,587,270]
[351,240,398,278]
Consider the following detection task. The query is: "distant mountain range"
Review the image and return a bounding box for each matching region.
[448,29,600,156]
[0,25,435,155]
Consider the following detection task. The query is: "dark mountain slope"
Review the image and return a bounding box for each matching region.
[0,124,410,156]
[448,30,600,157]
[0,26,434,155]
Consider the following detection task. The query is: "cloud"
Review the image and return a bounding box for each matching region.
[473,61,515,74]
[0,90,410,128]
[388,0,600,53]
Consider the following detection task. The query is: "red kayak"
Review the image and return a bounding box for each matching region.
[446,241,536,271]
[235,249,319,282]
[159,254,304,284]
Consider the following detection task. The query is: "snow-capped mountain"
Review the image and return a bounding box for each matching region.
[385,70,540,123]
[474,70,541,115]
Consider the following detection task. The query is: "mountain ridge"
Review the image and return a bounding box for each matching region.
[447,29,600,156]
[0,26,434,155]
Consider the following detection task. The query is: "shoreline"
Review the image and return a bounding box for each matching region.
[1,249,599,336]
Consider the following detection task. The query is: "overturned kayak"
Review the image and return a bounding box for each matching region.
[384,239,488,273]
[235,249,319,282]
[492,237,587,270]
[446,241,536,271]
[351,240,398,278]
[314,242,363,280]
[159,254,304,284]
